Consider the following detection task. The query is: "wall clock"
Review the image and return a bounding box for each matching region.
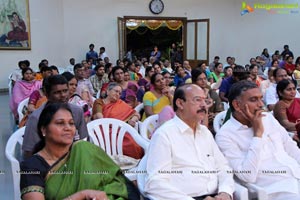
[149,0,164,15]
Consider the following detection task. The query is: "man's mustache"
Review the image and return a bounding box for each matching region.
[197,108,207,114]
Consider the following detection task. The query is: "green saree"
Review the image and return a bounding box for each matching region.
[45,141,128,200]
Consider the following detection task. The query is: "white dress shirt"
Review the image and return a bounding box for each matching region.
[216,112,300,197]
[145,115,234,200]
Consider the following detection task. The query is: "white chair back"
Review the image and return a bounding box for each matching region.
[134,103,144,113]
[213,110,227,134]
[5,126,25,200]
[8,73,13,98]
[87,118,149,155]
[17,97,29,122]
[139,114,159,141]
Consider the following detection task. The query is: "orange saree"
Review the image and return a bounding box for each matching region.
[93,99,144,159]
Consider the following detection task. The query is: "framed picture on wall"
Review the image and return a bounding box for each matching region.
[0,0,31,50]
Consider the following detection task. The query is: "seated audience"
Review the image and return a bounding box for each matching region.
[192,68,224,131]
[284,55,295,76]
[208,62,224,84]
[274,79,300,133]
[100,71,114,98]
[223,66,233,78]
[89,64,109,95]
[183,60,192,75]
[22,75,88,158]
[74,63,95,96]
[19,80,47,128]
[216,80,300,200]
[197,62,211,77]
[64,58,75,74]
[27,82,47,113]
[260,67,275,98]
[92,82,143,159]
[162,71,176,95]
[61,72,91,121]
[126,62,139,81]
[124,82,143,107]
[9,67,42,119]
[264,68,300,111]
[142,73,173,121]
[249,64,264,87]
[138,66,154,92]
[11,60,29,86]
[50,65,59,75]
[219,65,249,102]
[145,84,234,200]
[173,65,191,87]
[35,63,52,81]
[20,103,139,200]
[209,56,220,72]
[153,62,162,74]
[293,61,300,80]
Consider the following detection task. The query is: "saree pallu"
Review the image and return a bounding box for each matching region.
[287,98,300,123]
[93,99,144,159]
[19,93,47,128]
[9,79,42,117]
[45,141,128,200]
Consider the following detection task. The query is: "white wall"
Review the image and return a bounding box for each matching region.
[0,0,299,89]
[0,0,64,89]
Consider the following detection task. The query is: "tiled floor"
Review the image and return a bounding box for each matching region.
[0,92,15,199]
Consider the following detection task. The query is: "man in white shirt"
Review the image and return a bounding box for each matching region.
[99,46,109,61]
[216,80,300,200]
[11,60,28,86]
[265,68,300,111]
[65,58,75,74]
[145,84,234,200]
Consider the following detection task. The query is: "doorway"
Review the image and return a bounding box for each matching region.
[118,16,209,67]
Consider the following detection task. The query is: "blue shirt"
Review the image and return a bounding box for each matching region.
[219,76,234,98]
[86,51,98,65]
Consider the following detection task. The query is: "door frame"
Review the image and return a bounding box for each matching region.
[118,16,210,67]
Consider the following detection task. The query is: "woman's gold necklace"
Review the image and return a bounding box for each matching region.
[42,148,58,161]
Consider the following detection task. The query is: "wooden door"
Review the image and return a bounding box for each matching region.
[184,19,210,68]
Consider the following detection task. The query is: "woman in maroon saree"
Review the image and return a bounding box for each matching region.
[274,79,300,134]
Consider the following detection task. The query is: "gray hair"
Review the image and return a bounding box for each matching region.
[107,82,121,91]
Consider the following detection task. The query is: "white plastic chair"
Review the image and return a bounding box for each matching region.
[134,103,144,113]
[8,73,13,98]
[87,118,149,181]
[213,110,227,134]
[87,118,149,155]
[17,97,29,123]
[139,114,159,142]
[5,126,25,200]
